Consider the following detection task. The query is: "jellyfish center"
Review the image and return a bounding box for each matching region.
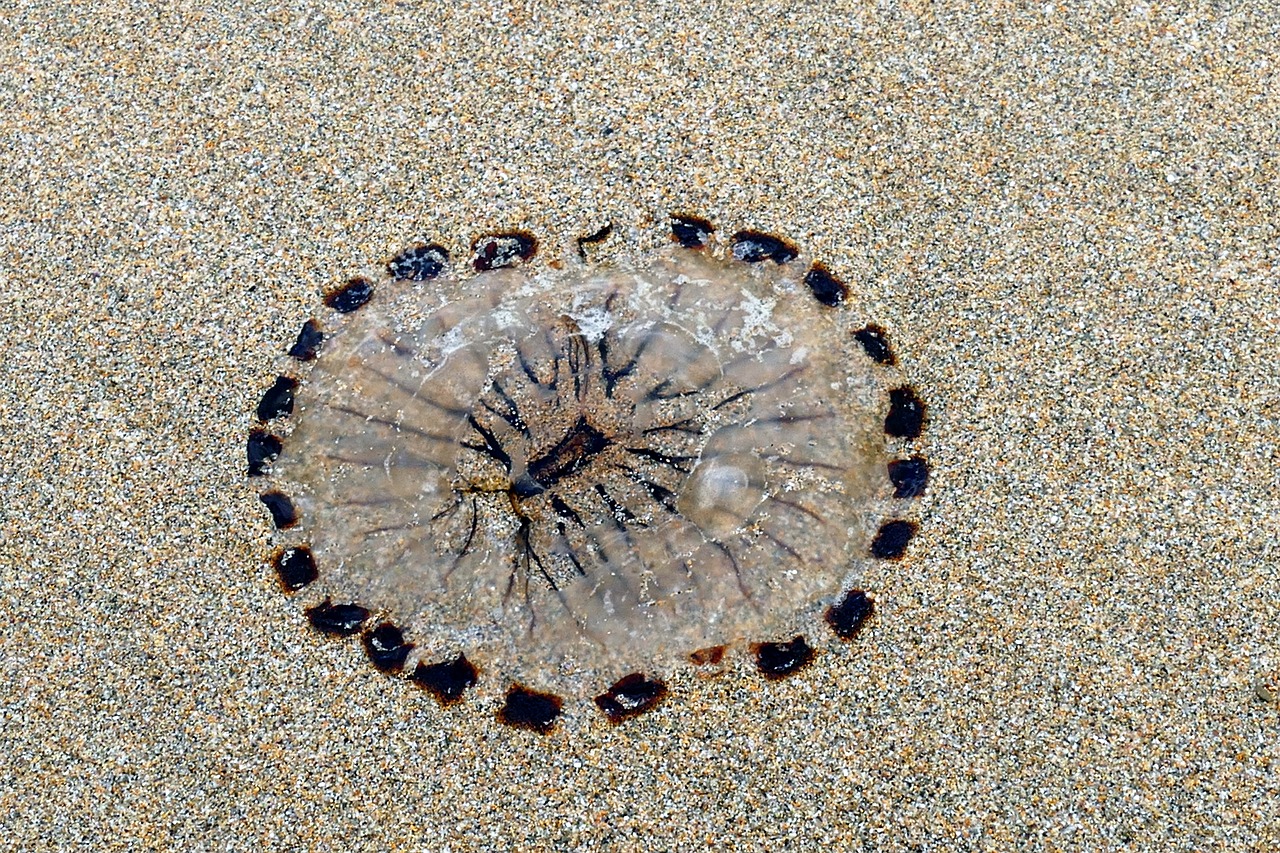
[457,322,705,539]
[511,415,614,499]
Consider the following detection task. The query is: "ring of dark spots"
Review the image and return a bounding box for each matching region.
[272,546,318,592]
[498,685,563,734]
[753,635,816,679]
[388,243,449,281]
[255,375,298,422]
[259,490,298,529]
[324,277,374,313]
[730,230,798,265]
[888,456,930,498]
[411,654,479,705]
[246,430,283,476]
[472,232,537,271]
[825,589,874,640]
[854,324,897,366]
[594,673,668,724]
[870,519,917,560]
[670,213,715,248]
[576,223,613,259]
[885,386,926,439]
[802,263,848,307]
[305,598,370,636]
[287,318,324,361]
[362,622,414,674]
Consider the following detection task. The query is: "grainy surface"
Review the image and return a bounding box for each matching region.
[1,1,1277,850]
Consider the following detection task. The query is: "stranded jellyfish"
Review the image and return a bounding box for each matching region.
[248,215,929,731]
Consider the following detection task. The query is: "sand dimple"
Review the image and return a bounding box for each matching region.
[267,245,901,698]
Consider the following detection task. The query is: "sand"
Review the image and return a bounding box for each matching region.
[1,0,1276,849]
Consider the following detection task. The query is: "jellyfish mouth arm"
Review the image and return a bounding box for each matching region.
[522,417,614,493]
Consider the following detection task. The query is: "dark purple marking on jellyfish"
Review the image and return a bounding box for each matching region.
[412,654,479,705]
[288,319,324,361]
[594,673,668,724]
[885,386,926,439]
[888,456,930,498]
[499,685,563,733]
[325,277,374,313]
[689,645,726,666]
[670,213,715,248]
[363,622,414,674]
[753,635,816,678]
[576,223,613,260]
[473,232,537,271]
[259,490,298,530]
[272,545,318,592]
[256,376,298,422]
[870,519,917,560]
[730,231,798,265]
[825,589,874,640]
[388,243,449,281]
[247,430,283,477]
[305,598,371,636]
[854,324,897,366]
[803,263,848,307]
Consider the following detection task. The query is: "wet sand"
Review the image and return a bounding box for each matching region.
[1,1,1277,849]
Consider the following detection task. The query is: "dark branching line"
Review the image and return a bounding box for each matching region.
[515,343,548,390]
[484,380,531,438]
[554,521,588,576]
[713,411,836,440]
[618,465,680,514]
[712,540,757,611]
[771,455,847,473]
[516,520,559,593]
[357,362,470,418]
[594,483,643,531]
[644,371,720,403]
[598,328,656,398]
[758,523,803,562]
[711,365,806,412]
[430,493,462,522]
[642,417,703,436]
[566,333,592,402]
[511,518,596,638]
[335,494,399,508]
[549,494,585,528]
[462,414,513,471]
[624,446,696,473]
[324,402,457,444]
[441,495,480,584]
[353,520,422,540]
[764,494,824,523]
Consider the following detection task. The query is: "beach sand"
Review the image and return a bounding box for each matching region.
[1,1,1276,849]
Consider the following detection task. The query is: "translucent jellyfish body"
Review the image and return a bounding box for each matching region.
[249,217,928,730]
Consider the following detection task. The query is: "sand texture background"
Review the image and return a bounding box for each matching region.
[1,0,1277,849]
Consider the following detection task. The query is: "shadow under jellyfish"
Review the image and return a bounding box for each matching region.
[248,214,930,732]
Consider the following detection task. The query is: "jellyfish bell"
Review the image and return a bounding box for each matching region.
[249,218,929,730]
